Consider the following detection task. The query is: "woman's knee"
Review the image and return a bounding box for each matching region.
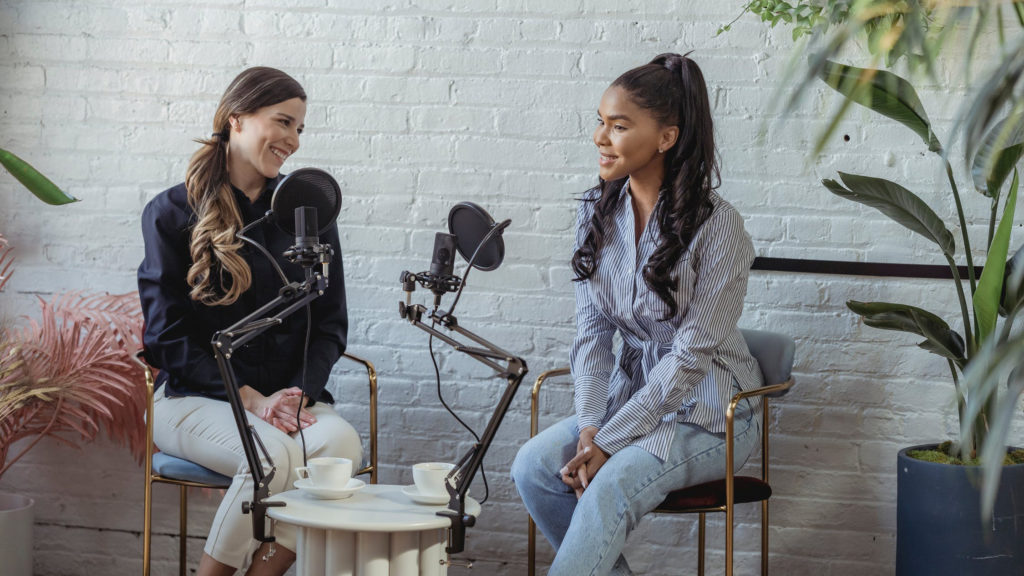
[307,414,363,464]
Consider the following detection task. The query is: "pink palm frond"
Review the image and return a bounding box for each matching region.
[0,291,147,480]
[0,234,12,292]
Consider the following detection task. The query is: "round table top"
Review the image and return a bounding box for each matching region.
[266,484,482,532]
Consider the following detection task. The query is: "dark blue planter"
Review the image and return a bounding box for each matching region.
[896,444,1024,575]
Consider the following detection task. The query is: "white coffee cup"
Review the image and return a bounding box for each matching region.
[413,462,456,497]
[295,457,353,489]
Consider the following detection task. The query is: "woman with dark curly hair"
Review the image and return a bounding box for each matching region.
[512,53,763,575]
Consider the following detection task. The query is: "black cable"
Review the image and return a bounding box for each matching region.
[296,304,312,467]
[428,318,489,504]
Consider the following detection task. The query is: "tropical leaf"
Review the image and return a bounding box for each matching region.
[0,148,78,205]
[847,300,967,368]
[0,234,11,292]
[1000,244,1024,316]
[819,60,942,152]
[971,113,1024,201]
[0,291,147,480]
[959,37,1024,172]
[961,334,1024,520]
[823,172,956,256]
[975,170,1018,346]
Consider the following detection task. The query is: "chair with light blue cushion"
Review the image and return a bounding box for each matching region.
[139,352,379,576]
[527,329,795,576]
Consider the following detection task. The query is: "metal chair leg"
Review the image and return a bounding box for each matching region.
[698,512,706,576]
[143,479,152,576]
[179,485,187,576]
[762,499,770,576]
[528,516,536,576]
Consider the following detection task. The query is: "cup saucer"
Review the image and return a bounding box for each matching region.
[402,485,449,505]
[294,477,365,500]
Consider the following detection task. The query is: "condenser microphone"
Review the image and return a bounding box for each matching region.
[430,233,457,278]
[294,206,319,249]
[271,168,342,276]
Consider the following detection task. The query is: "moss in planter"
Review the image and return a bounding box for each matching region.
[907,441,1024,466]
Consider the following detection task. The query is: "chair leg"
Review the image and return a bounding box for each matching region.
[726,506,734,576]
[528,516,536,573]
[528,516,536,576]
[143,479,153,576]
[762,499,769,576]
[179,485,187,576]
[697,512,705,576]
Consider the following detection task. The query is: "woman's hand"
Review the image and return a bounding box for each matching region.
[561,426,609,497]
[240,386,317,433]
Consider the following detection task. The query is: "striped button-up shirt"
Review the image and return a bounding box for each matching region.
[571,181,763,461]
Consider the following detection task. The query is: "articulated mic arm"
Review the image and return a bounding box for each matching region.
[211,270,329,542]
[398,274,528,554]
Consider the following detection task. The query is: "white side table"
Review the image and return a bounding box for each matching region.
[266,484,481,576]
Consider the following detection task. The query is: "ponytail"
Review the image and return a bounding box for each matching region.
[185,130,251,306]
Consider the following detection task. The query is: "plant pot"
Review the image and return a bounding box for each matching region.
[0,492,34,576]
[896,444,1024,575]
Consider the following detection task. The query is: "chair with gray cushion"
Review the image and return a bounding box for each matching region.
[527,329,795,576]
[139,352,379,576]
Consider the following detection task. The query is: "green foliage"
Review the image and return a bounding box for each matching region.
[721,0,1024,519]
[0,148,77,206]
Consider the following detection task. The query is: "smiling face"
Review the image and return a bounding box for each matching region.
[593,85,678,185]
[227,96,306,188]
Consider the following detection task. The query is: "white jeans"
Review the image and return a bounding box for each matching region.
[153,386,363,569]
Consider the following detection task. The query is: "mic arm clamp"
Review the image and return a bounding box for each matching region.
[211,272,329,542]
[397,290,528,554]
[283,243,333,276]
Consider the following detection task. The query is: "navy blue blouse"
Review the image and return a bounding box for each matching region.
[137,177,347,404]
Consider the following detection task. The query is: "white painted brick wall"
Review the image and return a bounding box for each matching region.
[1,1,1022,575]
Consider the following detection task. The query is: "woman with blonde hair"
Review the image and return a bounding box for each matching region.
[138,67,362,576]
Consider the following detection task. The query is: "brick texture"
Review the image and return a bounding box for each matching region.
[1,1,1022,575]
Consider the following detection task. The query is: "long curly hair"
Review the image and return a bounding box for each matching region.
[185,67,306,306]
[571,53,720,319]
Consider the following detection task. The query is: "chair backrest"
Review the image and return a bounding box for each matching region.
[739,329,795,396]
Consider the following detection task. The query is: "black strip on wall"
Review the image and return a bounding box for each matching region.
[751,257,978,280]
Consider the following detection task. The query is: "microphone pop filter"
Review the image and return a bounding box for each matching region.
[270,168,342,236]
[448,201,505,271]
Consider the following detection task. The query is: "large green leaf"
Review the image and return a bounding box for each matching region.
[959,37,1024,171]
[961,334,1024,521]
[823,172,955,257]
[971,114,1024,201]
[975,170,1018,345]
[819,60,942,153]
[847,300,966,368]
[1000,244,1024,317]
[0,148,77,205]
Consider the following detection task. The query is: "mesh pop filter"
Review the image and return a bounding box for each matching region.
[447,201,505,271]
[270,168,342,236]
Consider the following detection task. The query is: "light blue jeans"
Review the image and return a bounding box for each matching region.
[511,397,759,576]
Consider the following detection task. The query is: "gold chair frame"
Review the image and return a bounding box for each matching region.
[527,366,793,576]
[140,352,378,576]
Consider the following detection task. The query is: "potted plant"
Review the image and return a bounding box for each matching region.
[0,148,147,576]
[721,2,1024,573]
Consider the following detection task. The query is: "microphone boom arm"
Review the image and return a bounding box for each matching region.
[211,272,329,542]
[398,299,527,554]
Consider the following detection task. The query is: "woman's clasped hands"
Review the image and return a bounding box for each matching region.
[560,425,609,498]
[241,386,317,434]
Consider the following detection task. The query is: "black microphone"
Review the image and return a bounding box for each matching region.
[430,232,457,279]
[271,168,342,278]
